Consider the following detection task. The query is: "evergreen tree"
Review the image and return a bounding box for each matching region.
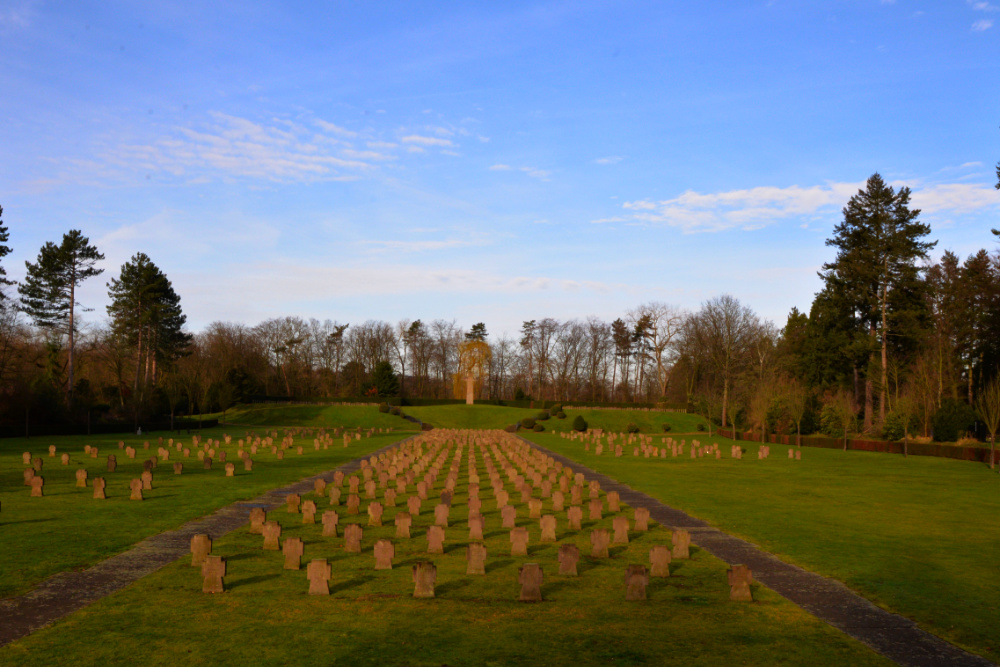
[465,322,488,341]
[0,205,12,298]
[106,252,191,413]
[818,173,935,429]
[371,360,399,396]
[18,230,104,403]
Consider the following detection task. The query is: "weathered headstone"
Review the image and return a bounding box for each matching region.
[283,537,304,570]
[286,493,301,514]
[321,510,339,536]
[551,491,565,512]
[590,529,610,558]
[606,491,620,512]
[625,564,649,601]
[107,455,117,473]
[528,497,543,519]
[539,515,557,542]
[612,515,630,544]
[588,498,603,521]
[426,525,445,554]
[558,544,580,576]
[466,542,487,575]
[510,526,529,556]
[249,508,266,534]
[307,559,331,595]
[374,539,394,570]
[344,524,363,553]
[434,503,449,527]
[728,564,753,601]
[367,501,384,527]
[75,468,88,488]
[395,511,412,538]
[262,521,281,549]
[672,529,691,559]
[302,500,317,524]
[634,507,650,531]
[329,486,342,506]
[201,556,225,594]
[346,494,361,514]
[518,563,543,602]
[649,545,671,577]
[225,462,235,477]
[191,534,212,566]
[468,513,484,540]
[29,476,44,497]
[129,478,143,500]
[412,561,436,598]
[92,477,106,499]
[407,495,421,516]
[567,505,583,530]
[500,504,517,529]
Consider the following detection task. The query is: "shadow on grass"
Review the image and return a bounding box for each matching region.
[329,574,375,595]
[0,518,56,527]
[227,573,281,590]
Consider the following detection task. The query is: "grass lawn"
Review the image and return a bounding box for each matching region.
[0,432,889,667]
[405,404,708,434]
[523,431,1000,661]
[219,404,417,430]
[0,426,402,598]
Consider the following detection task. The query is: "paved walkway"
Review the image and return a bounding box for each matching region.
[523,437,995,667]
[0,438,408,647]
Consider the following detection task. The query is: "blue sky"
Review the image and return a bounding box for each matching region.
[2,1,999,336]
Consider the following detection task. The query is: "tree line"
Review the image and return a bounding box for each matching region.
[1,171,999,450]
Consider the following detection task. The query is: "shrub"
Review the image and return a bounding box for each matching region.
[661,423,672,432]
[572,415,588,432]
[550,404,562,414]
[514,387,527,401]
[536,411,550,421]
[625,422,640,433]
[378,402,390,413]
[521,417,536,429]
[556,411,566,419]
[389,407,401,416]
[532,423,544,432]
[932,399,976,442]
[881,410,918,441]
[696,423,705,432]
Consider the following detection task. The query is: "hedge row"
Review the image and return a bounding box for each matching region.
[1,419,220,439]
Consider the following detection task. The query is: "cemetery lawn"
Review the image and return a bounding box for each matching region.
[0,435,890,667]
[218,404,418,430]
[0,427,402,598]
[524,432,1000,661]
[404,404,708,434]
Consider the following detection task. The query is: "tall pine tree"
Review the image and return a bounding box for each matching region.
[106,252,191,413]
[19,230,104,403]
[0,205,12,298]
[818,173,935,430]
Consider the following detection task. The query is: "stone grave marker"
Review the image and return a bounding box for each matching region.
[500,504,517,529]
[466,543,487,575]
[434,503,450,527]
[75,468,88,488]
[107,455,117,473]
[201,556,226,594]
[468,513,484,540]
[588,498,603,521]
[283,537,304,570]
[528,498,543,519]
[407,495,421,516]
[374,539,394,570]
[368,501,384,527]
[321,510,339,536]
[249,508,266,534]
[510,526,529,556]
[394,511,412,538]
[346,494,361,514]
[551,491,565,512]
[649,545,671,577]
[606,491,620,512]
[129,478,143,500]
[540,515,557,542]
[518,563,543,602]
[344,524,363,553]
[728,564,753,601]
[634,507,650,531]
[426,525,445,554]
[412,561,436,598]
[612,515,630,544]
[61,453,70,465]
[262,521,281,549]
[191,534,212,566]
[307,559,331,595]
[29,476,44,497]
[302,500,317,524]
[92,477,106,499]
[141,470,153,490]
[558,544,580,576]
[590,529,610,558]
[625,565,650,601]
[567,505,583,530]
[672,529,691,559]
[329,487,342,506]
[173,463,183,475]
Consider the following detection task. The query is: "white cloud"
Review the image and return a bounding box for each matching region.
[100,112,375,183]
[401,135,454,147]
[489,164,512,171]
[970,1,998,11]
[972,19,993,30]
[520,167,551,181]
[0,3,33,30]
[614,179,1000,233]
[441,150,462,157]
[367,141,398,150]
[360,239,485,252]
[593,156,624,165]
[591,216,627,224]
[313,119,357,137]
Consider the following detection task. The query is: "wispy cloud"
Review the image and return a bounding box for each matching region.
[972,18,993,30]
[614,179,1000,233]
[489,164,512,171]
[361,239,485,253]
[0,2,33,30]
[520,167,551,181]
[593,156,624,165]
[401,135,454,147]
[313,119,357,137]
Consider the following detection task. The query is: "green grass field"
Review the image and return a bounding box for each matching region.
[219,403,417,430]
[404,404,708,434]
[0,432,889,667]
[0,426,400,597]
[523,430,1000,661]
